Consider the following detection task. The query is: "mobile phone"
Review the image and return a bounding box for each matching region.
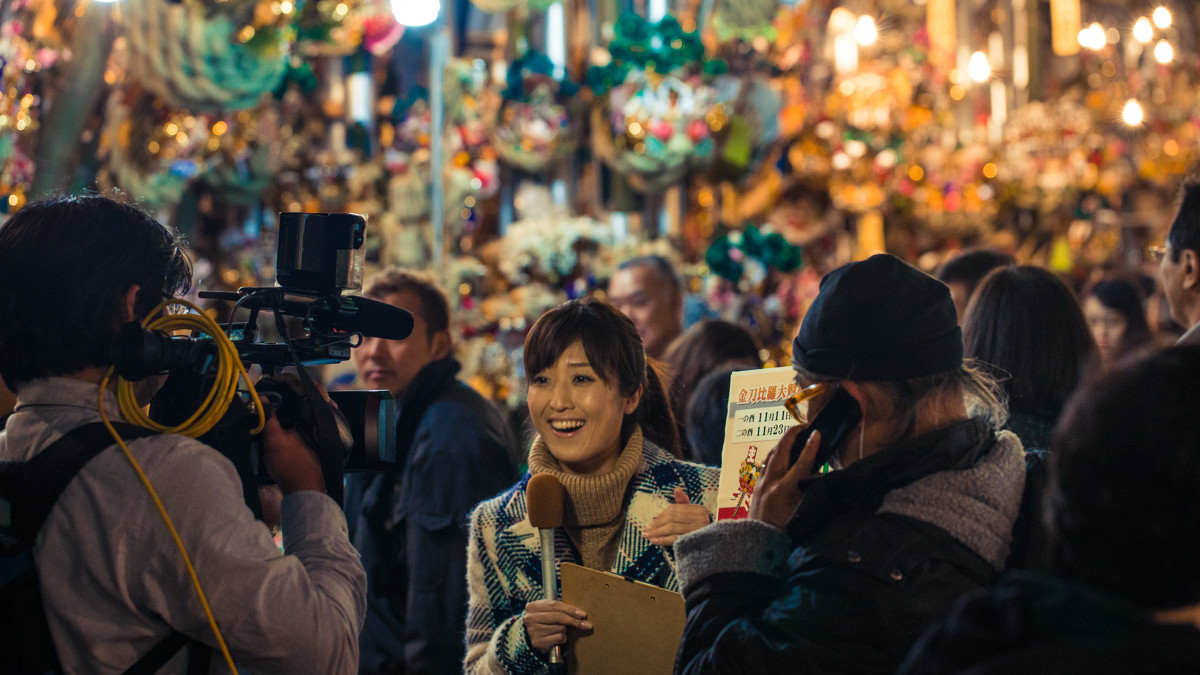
[788,388,863,468]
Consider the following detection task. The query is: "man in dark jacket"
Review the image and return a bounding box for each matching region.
[344,269,518,675]
[898,346,1200,674]
[673,254,1026,674]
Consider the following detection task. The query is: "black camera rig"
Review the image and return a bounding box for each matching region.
[113,213,411,515]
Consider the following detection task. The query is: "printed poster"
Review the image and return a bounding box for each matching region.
[716,367,802,520]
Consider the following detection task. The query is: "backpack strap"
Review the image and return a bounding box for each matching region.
[2,422,159,547]
[1,422,204,674]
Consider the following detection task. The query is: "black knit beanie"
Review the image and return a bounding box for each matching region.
[792,254,962,380]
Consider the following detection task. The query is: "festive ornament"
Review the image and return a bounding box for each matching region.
[121,0,291,111]
[490,50,581,173]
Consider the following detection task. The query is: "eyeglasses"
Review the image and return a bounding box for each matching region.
[783,382,829,425]
[1147,244,1168,262]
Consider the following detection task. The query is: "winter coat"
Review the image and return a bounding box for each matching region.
[344,357,518,675]
[673,418,1025,675]
[463,437,719,674]
[898,572,1200,674]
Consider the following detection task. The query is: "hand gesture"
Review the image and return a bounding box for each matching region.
[748,427,822,529]
[645,487,712,546]
[523,599,592,652]
[261,415,325,495]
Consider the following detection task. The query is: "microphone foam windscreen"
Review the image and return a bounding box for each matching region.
[526,473,564,529]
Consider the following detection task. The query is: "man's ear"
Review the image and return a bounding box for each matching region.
[122,285,141,324]
[430,330,453,361]
[1183,249,1200,290]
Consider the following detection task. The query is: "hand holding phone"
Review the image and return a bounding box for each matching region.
[787,387,863,469]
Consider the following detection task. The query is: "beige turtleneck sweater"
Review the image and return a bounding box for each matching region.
[527,426,644,571]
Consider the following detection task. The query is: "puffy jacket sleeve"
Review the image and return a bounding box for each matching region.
[672,518,798,674]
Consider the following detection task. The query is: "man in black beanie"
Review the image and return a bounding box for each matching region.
[672,254,1026,674]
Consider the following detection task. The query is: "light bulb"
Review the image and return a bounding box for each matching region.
[1122,99,1144,126]
[1155,39,1173,64]
[968,51,991,83]
[1078,23,1106,51]
[829,8,856,33]
[1133,17,1153,43]
[1153,6,1171,29]
[854,15,878,46]
[393,0,439,27]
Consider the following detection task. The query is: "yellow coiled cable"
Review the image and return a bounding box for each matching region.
[98,297,267,673]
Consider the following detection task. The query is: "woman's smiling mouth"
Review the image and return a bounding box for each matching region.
[549,419,586,435]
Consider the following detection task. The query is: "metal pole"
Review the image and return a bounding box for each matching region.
[430,22,450,269]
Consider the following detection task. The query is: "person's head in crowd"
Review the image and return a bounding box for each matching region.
[1082,277,1154,369]
[606,255,684,358]
[685,368,739,466]
[1047,346,1200,615]
[354,268,453,397]
[1159,179,1200,340]
[937,247,1016,323]
[524,297,679,471]
[663,319,761,452]
[963,266,1096,430]
[793,254,1007,465]
[0,194,191,391]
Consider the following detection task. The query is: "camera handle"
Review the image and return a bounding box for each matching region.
[255,369,353,506]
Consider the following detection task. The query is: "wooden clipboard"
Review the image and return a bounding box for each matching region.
[559,562,686,675]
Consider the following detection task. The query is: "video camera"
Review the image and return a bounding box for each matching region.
[112,213,412,514]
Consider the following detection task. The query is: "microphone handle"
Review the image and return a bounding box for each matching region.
[540,528,567,673]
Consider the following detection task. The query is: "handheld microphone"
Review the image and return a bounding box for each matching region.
[527,473,567,674]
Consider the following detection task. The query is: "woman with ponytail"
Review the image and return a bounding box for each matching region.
[464,298,719,673]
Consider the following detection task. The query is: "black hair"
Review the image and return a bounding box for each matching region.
[0,194,191,388]
[617,255,682,296]
[1046,346,1200,610]
[364,267,451,338]
[1084,277,1153,358]
[685,369,736,466]
[524,298,680,457]
[1167,178,1200,261]
[663,319,760,436]
[936,248,1016,296]
[963,265,1097,420]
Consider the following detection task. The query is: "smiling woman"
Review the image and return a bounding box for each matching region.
[463,298,720,674]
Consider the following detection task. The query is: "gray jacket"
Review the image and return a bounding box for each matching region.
[1,377,366,674]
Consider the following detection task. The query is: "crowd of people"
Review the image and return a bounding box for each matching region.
[2,180,1200,673]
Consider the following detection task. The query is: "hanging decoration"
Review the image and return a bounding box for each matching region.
[98,90,199,209]
[489,50,581,174]
[293,0,403,55]
[120,0,293,111]
[0,5,46,214]
[588,14,725,192]
[698,48,782,183]
[704,223,802,285]
[712,0,780,43]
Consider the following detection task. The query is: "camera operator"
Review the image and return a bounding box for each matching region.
[343,268,518,675]
[0,195,366,673]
